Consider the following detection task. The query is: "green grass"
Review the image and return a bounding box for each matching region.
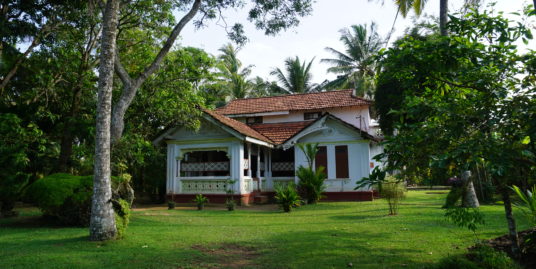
[0,191,530,269]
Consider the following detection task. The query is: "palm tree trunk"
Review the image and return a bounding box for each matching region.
[90,0,119,241]
[440,0,449,36]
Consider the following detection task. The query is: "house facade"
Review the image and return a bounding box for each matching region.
[153,90,382,204]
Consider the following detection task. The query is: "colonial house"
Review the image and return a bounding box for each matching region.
[153,89,382,204]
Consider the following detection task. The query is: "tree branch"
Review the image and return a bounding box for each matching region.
[110,0,202,144]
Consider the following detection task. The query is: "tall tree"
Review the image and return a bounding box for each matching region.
[372,8,535,255]
[217,43,253,99]
[93,0,314,240]
[393,0,481,36]
[270,56,317,94]
[321,23,382,97]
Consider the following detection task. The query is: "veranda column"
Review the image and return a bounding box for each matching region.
[247,143,252,178]
[256,146,261,179]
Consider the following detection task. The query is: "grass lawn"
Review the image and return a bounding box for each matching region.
[0,191,531,269]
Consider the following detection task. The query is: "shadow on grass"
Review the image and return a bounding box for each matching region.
[251,229,435,269]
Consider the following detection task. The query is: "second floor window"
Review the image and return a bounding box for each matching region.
[246,117,262,124]
[304,112,322,120]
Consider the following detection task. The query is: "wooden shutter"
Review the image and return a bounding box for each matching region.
[315,146,328,176]
[335,145,349,178]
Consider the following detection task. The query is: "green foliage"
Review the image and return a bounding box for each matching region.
[510,185,536,225]
[434,255,480,269]
[381,177,406,215]
[25,173,132,228]
[444,187,464,208]
[321,23,383,97]
[0,113,45,215]
[25,173,93,225]
[274,183,301,212]
[444,207,485,233]
[270,56,318,93]
[296,166,326,204]
[113,199,131,239]
[297,143,319,168]
[193,194,208,210]
[468,245,521,269]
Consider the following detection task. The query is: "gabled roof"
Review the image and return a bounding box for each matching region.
[203,109,273,144]
[249,121,316,144]
[215,89,371,116]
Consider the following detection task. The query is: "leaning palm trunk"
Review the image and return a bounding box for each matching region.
[461,171,480,208]
[90,0,120,241]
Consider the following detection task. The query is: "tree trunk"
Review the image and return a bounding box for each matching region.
[439,0,448,36]
[90,0,119,241]
[461,171,480,208]
[500,187,520,257]
[56,87,82,172]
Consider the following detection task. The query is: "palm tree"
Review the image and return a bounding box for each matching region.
[394,0,481,36]
[217,43,253,99]
[270,56,317,94]
[321,23,382,97]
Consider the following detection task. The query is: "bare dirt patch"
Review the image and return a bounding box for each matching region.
[188,243,261,269]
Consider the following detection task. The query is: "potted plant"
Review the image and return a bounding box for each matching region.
[193,194,208,210]
[275,183,301,213]
[226,198,236,211]
[167,200,176,210]
[225,179,237,211]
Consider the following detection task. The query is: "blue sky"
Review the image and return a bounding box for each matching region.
[177,0,533,85]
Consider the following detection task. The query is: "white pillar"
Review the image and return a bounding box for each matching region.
[256,146,261,179]
[247,143,252,178]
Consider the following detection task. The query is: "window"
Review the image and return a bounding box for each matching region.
[315,146,328,176]
[335,145,349,178]
[304,112,322,120]
[246,117,262,124]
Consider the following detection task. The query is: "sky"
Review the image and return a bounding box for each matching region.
[176,0,533,85]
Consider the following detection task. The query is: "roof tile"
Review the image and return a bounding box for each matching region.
[215,89,371,115]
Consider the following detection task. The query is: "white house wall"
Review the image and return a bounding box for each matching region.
[262,106,370,131]
[295,118,371,192]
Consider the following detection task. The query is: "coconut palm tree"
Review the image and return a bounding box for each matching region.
[321,23,382,98]
[270,56,317,94]
[217,43,253,99]
[394,0,481,36]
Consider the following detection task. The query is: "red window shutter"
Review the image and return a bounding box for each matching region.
[315,146,328,176]
[335,145,349,178]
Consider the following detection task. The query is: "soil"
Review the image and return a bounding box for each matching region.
[474,227,536,268]
[188,243,260,269]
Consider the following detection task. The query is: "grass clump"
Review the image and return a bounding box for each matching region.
[381,177,406,215]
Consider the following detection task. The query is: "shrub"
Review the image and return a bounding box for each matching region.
[468,245,521,269]
[25,173,132,237]
[444,207,485,233]
[25,173,93,225]
[381,177,406,215]
[193,194,208,210]
[113,199,131,239]
[434,255,480,269]
[275,183,301,212]
[296,166,326,204]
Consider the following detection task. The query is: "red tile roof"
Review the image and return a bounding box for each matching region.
[215,89,371,115]
[249,121,315,144]
[203,109,273,143]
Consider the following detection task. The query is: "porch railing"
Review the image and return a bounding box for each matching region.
[272,162,294,171]
[181,179,228,193]
[181,161,229,172]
